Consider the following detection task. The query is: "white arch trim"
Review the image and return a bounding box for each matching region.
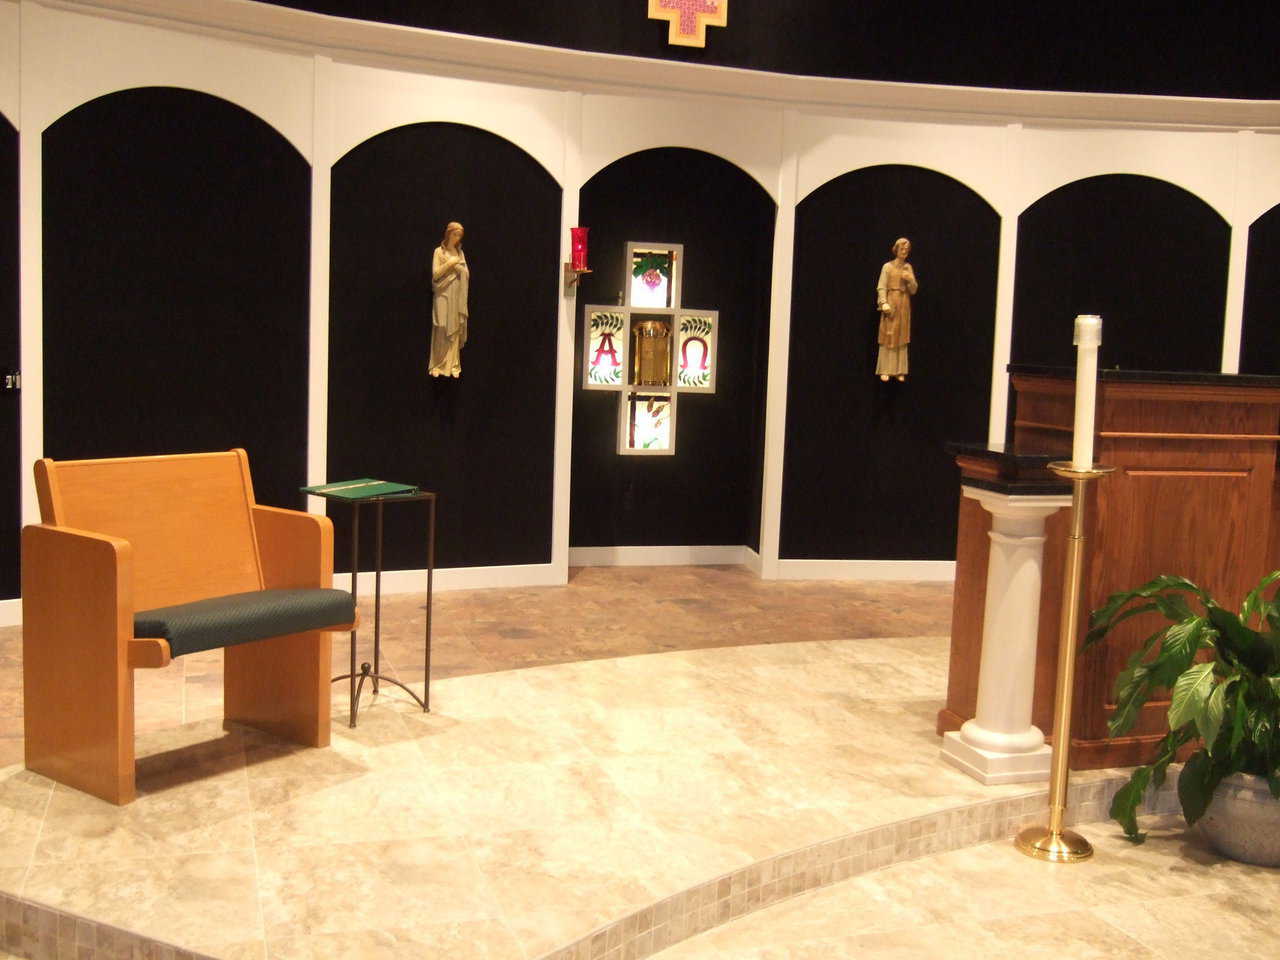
[796,161,1001,215]
[580,94,782,204]
[38,0,1280,133]
[580,144,778,206]
[1015,170,1233,224]
[333,120,562,188]
[25,3,313,159]
[327,62,566,184]
[0,0,16,132]
[40,84,311,166]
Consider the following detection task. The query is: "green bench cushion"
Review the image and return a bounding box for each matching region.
[134,588,355,658]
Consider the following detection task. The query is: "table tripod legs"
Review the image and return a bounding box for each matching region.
[330,496,434,727]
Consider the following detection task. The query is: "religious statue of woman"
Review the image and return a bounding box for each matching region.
[876,237,917,382]
[430,221,469,378]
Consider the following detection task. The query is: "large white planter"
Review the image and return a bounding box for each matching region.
[1199,772,1280,867]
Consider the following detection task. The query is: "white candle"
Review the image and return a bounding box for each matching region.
[1072,315,1102,471]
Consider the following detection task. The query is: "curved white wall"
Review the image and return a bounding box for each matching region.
[2,0,1279,620]
[795,115,1010,214]
[580,94,782,202]
[329,61,567,183]
[0,1,16,129]
[23,4,313,155]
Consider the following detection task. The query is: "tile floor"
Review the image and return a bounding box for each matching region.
[0,567,1265,959]
[654,814,1280,959]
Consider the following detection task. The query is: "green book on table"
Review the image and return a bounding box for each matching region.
[301,478,419,500]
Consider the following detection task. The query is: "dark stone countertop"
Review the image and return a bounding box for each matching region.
[944,442,1072,496]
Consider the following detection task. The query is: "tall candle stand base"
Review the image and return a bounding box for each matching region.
[1015,461,1114,863]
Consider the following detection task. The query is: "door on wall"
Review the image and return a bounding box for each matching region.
[1,118,18,601]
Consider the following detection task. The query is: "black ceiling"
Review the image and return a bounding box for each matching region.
[255,1,1280,100]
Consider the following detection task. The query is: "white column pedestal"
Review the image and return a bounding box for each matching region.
[941,486,1071,785]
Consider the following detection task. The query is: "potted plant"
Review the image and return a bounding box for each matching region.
[1084,570,1280,864]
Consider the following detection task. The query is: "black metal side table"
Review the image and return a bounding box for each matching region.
[310,488,436,726]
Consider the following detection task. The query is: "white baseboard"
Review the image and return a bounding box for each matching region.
[334,562,565,595]
[775,559,956,581]
[568,545,748,567]
[742,546,763,575]
[0,599,17,627]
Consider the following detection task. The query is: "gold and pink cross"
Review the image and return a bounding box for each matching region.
[647,0,729,48]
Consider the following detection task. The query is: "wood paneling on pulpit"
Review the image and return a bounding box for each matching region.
[940,366,1280,769]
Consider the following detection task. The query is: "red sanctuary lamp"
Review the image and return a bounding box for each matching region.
[564,226,592,293]
[571,227,589,271]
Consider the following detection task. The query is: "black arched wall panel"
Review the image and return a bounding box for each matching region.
[781,165,999,560]
[1241,204,1280,375]
[328,123,560,571]
[1012,175,1230,372]
[571,148,775,549]
[0,118,17,599]
[43,87,310,511]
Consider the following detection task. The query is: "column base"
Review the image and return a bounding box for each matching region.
[940,730,1052,785]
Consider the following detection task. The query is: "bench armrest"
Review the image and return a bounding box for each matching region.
[22,523,136,799]
[252,505,335,590]
[23,523,133,645]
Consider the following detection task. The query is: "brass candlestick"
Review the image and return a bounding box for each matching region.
[1016,461,1115,863]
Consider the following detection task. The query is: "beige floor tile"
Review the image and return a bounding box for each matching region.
[447,758,640,836]
[32,765,254,866]
[1093,892,1280,958]
[2,570,1252,960]
[0,868,25,895]
[248,768,457,849]
[23,849,262,958]
[829,912,1157,960]
[402,711,594,768]
[651,816,1270,960]
[256,836,500,937]
[266,919,523,960]
[0,769,54,870]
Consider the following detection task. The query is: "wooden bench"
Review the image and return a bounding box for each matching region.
[22,449,355,804]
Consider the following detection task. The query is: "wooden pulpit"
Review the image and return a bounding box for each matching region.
[939,366,1280,769]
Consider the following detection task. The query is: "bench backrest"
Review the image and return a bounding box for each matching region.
[34,449,265,610]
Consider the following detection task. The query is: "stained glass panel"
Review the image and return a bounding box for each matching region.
[585,310,626,388]
[676,313,717,392]
[628,248,678,308]
[621,391,674,454]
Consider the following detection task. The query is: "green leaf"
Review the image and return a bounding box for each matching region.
[1167,661,1216,731]
[1259,609,1280,640]
[1091,576,1206,623]
[1162,617,1210,661]
[1152,592,1195,622]
[1199,680,1228,756]
[1085,575,1212,649]
[1149,726,1196,790]
[1208,605,1271,676]
[1251,710,1274,751]
[1110,766,1153,842]
[1177,750,1221,826]
[1230,681,1248,754]
[1146,618,1212,693]
[1240,570,1280,627]
[1082,602,1159,651]
[1108,664,1153,737]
